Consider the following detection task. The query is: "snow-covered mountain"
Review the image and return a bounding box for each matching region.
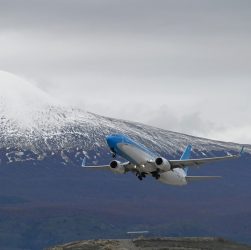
[0,72,251,250]
[0,71,250,166]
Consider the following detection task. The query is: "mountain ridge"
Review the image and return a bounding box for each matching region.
[1,109,250,166]
[0,71,250,167]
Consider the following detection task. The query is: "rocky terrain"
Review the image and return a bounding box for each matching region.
[47,237,251,250]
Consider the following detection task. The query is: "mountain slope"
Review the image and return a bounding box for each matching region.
[1,107,250,165]
[0,71,250,166]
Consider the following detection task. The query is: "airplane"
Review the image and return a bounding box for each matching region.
[84,134,244,186]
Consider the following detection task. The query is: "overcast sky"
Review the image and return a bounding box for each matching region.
[0,0,251,143]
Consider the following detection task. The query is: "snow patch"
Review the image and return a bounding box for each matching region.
[0,71,72,129]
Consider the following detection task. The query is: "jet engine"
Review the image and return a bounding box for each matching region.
[110,160,126,174]
[155,157,171,171]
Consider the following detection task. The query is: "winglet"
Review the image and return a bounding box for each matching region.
[240,146,245,156]
[81,157,86,167]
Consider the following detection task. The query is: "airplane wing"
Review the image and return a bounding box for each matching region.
[169,147,244,169]
[83,164,111,170]
[83,160,132,171]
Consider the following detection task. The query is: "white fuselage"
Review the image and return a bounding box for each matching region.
[117,142,188,186]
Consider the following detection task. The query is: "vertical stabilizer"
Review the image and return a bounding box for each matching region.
[180,145,192,175]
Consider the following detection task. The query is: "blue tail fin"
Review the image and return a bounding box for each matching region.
[180,145,192,175]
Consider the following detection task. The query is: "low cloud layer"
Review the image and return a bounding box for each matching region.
[0,0,250,143]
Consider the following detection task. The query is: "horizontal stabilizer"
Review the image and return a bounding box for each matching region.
[186,176,221,182]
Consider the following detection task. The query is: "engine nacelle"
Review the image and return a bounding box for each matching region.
[109,160,126,174]
[155,157,171,171]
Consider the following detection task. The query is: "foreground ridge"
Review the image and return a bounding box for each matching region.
[47,237,251,250]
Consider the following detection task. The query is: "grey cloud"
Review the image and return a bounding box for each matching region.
[146,105,216,136]
[1,0,251,79]
[0,0,250,143]
[0,0,250,33]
